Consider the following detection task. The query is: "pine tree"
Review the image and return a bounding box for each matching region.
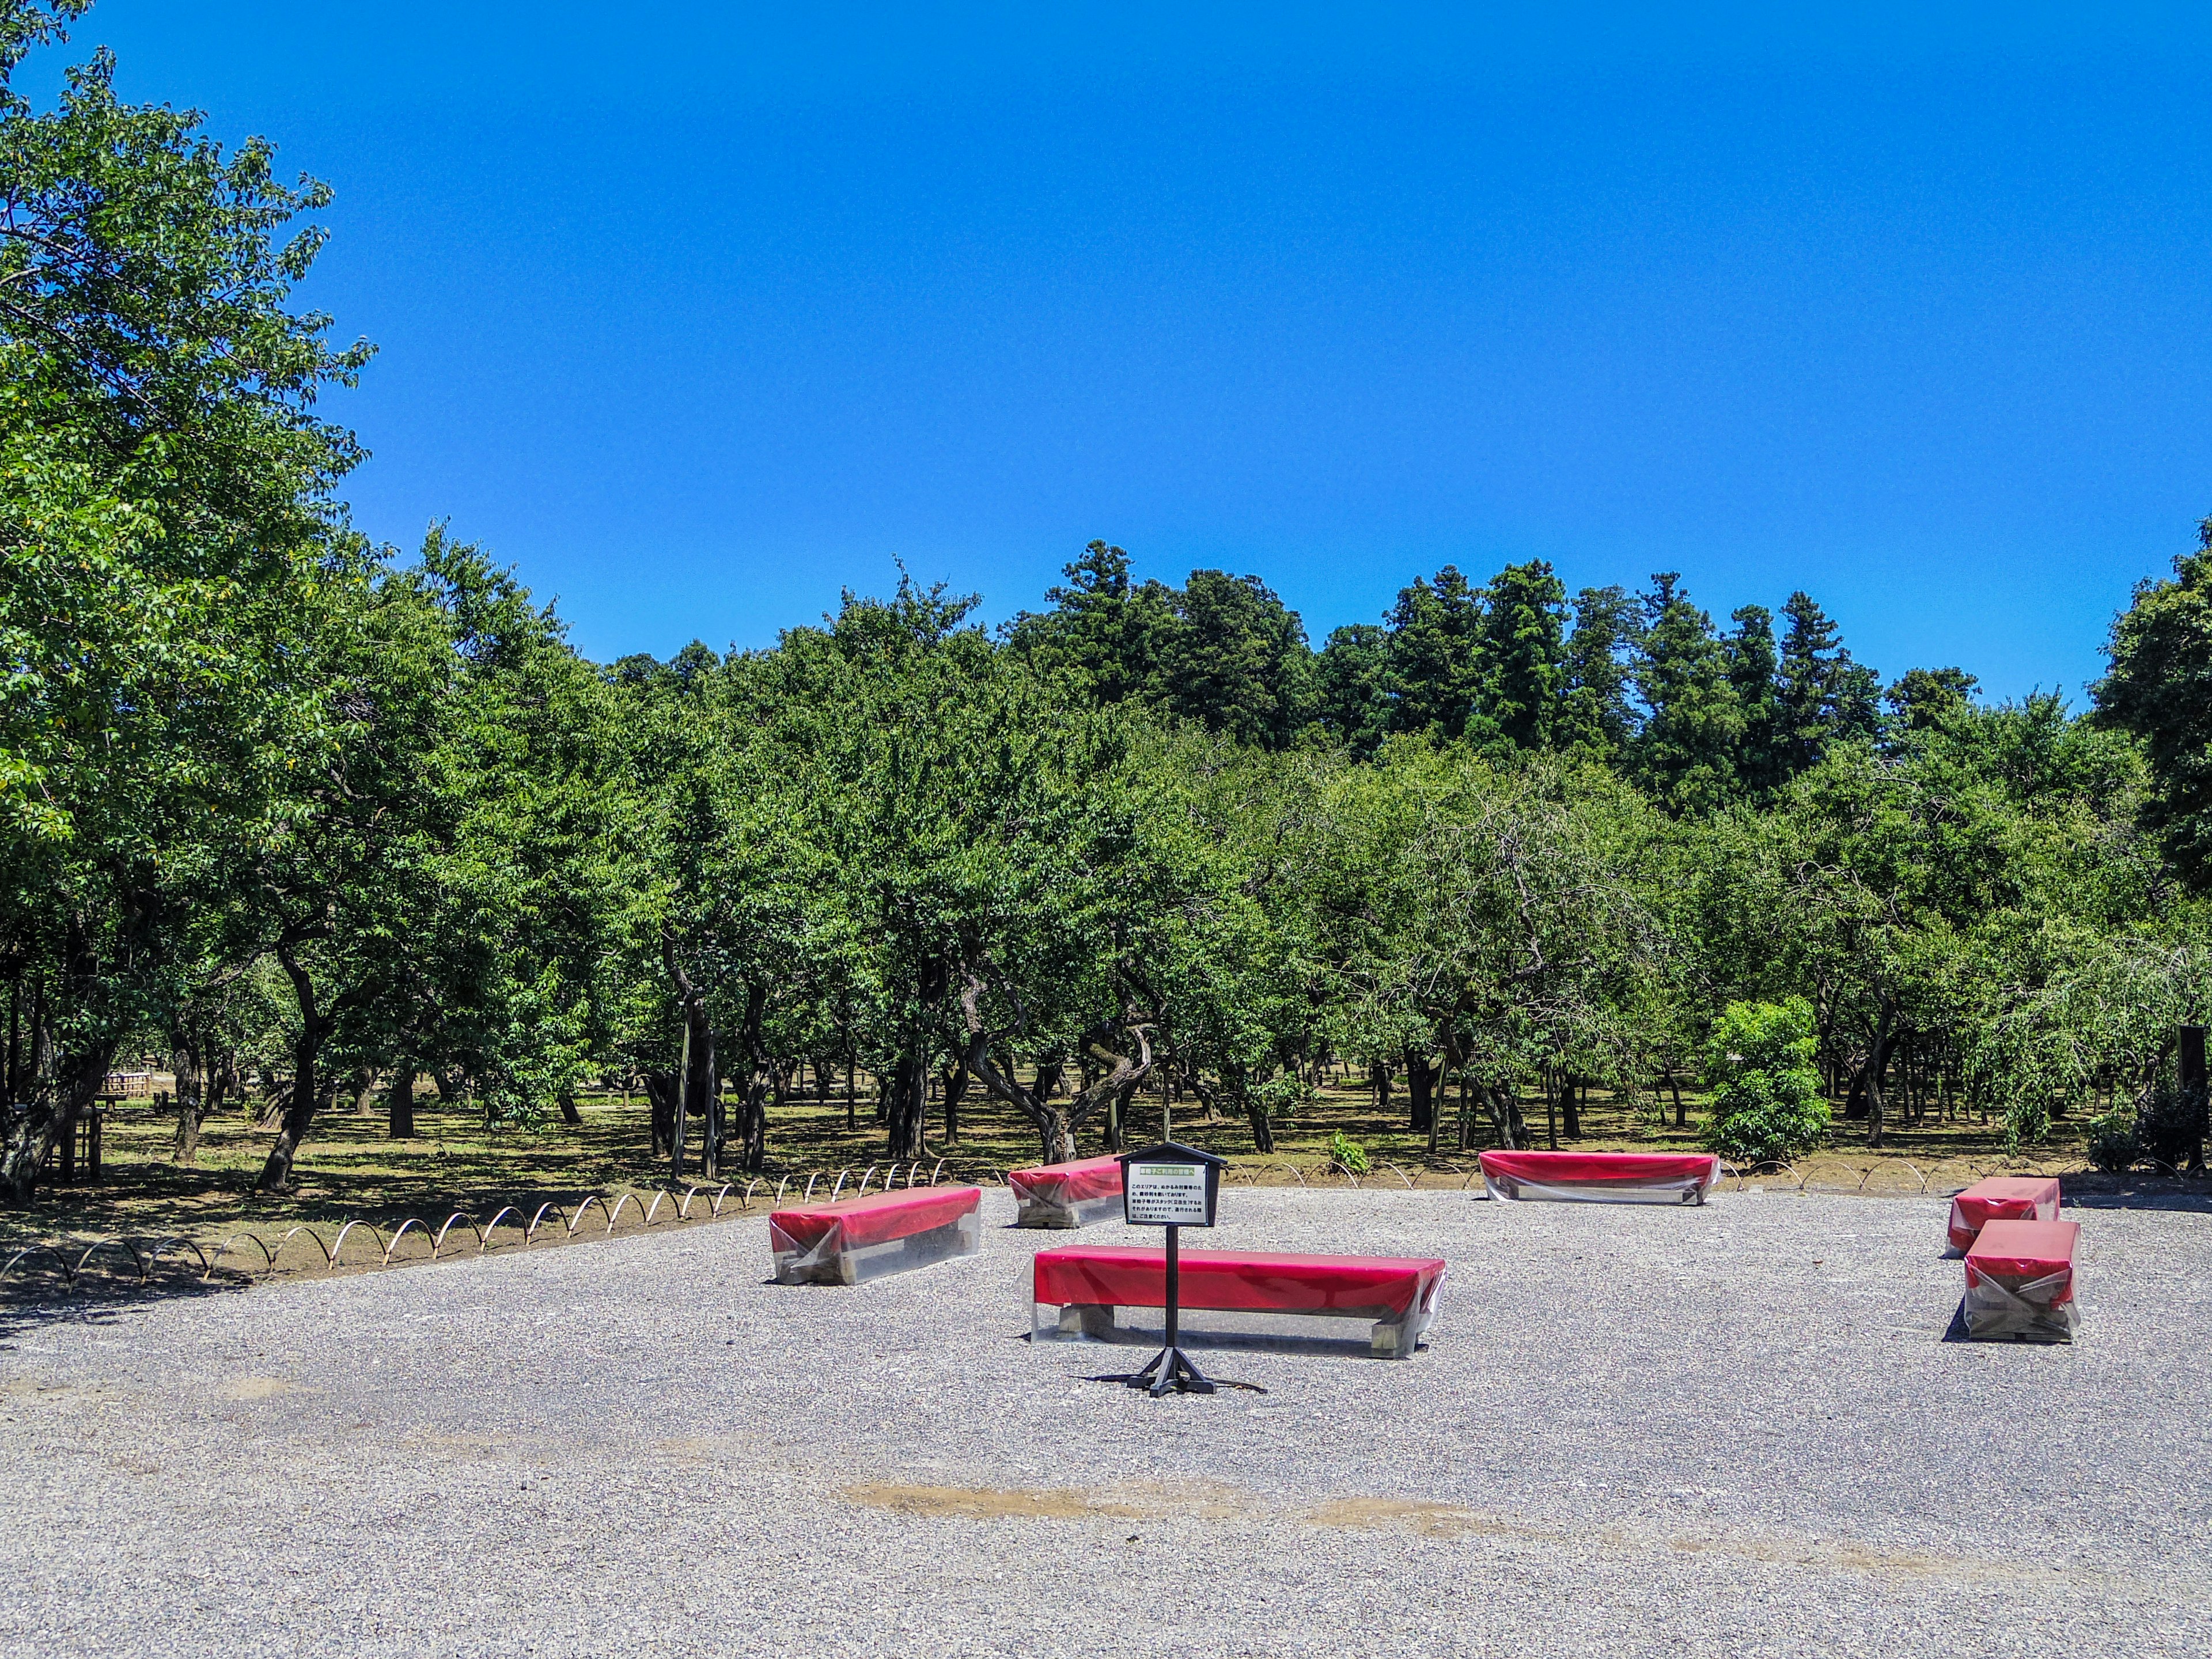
[1471,560,1571,754]
[1383,566,1484,739]
[1634,573,1743,812]
[1560,585,1642,759]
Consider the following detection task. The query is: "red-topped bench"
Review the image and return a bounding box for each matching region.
[1031,1245,1447,1359]
[1007,1154,1124,1229]
[1479,1150,1720,1205]
[1963,1217,2080,1342]
[1946,1176,2061,1253]
[768,1185,982,1285]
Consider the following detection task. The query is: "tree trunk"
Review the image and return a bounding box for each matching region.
[1560,1073,1582,1140]
[1862,1001,1899,1150]
[389,1066,416,1138]
[942,1059,967,1143]
[1404,1049,1435,1134]
[886,1048,929,1160]
[349,1065,376,1115]
[1245,1090,1275,1154]
[957,971,1150,1162]
[257,944,332,1194]
[645,1070,677,1157]
[1482,1081,1525,1150]
[172,1035,205,1164]
[558,1091,583,1126]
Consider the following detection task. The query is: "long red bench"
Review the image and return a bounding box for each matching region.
[1031,1245,1447,1359]
[1479,1150,1719,1205]
[1946,1176,2061,1253]
[1007,1154,1124,1229]
[768,1185,982,1285]
[1963,1218,2080,1342]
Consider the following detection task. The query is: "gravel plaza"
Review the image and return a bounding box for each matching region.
[2,1184,2207,1658]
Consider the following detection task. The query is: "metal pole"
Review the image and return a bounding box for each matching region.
[1165,1224,1180,1353]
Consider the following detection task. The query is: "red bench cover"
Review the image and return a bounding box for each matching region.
[1964,1218,2078,1302]
[1033,1245,1446,1318]
[1479,1150,1718,1194]
[769,1185,980,1253]
[1947,1176,2061,1252]
[1007,1155,1123,1206]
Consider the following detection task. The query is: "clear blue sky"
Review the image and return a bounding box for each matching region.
[25,3,2212,696]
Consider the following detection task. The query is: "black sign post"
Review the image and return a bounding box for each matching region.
[1109,1142,1226,1396]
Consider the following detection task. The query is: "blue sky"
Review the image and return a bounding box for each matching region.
[24,3,2212,695]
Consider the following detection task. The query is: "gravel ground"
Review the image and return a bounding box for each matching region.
[2,1185,2207,1658]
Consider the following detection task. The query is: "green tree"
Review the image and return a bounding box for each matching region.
[1471,559,1571,754]
[1312,623,1392,757]
[1633,574,1741,813]
[1777,591,1880,778]
[1149,569,1311,748]
[2094,518,2212,887]
[1384,566,1484,739]
[1559,584,1641,760]
[1700,997,1829,1164]
[1,3,374,1198]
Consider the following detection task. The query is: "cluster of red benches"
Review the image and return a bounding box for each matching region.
[762,1150,2083,1351]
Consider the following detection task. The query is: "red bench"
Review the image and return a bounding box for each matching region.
[1031,1245,1447,1359]
[768,1185,982,1285]
[1479,1150,1720,1205]
[1963,1218,2080,1342]
[1946,1176,2061,1253]
[1007,1154,1124,1229]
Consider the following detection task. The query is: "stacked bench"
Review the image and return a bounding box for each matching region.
[1031,1244,1448,1359]
[1007,1154,1124,1229]
[1946,1175,2077,1342]
[1479,1150,1721,1205]
[768,1185,982,1285]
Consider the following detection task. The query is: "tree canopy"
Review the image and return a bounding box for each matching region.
[3,0,2208,1200]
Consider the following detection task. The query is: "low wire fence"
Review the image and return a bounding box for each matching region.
[1,1149,2086,1300]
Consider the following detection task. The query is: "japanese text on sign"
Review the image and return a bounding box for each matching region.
[1126,1161,1210,1225]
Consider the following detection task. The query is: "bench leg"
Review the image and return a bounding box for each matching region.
[1058,1304,1117,1340]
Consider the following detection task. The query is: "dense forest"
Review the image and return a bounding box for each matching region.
[5,1,2211,1205]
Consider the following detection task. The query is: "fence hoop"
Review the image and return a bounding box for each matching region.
[275,1226,335,1268]
[383,1217,433,1267]
[433,1213,483,1257]
[478,1207,526,1253]
[327,1219,388,1268]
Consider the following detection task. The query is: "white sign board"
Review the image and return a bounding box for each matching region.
[1125,1160,1211,1226]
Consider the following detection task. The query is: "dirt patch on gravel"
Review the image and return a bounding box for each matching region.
[843,1481,1140,1521]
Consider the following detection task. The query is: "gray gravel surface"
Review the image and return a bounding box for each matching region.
[2,1185,2207,1658]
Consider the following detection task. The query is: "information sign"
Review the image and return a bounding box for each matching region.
[1107,1142,1228,1396]
[1118,1141,1222,1230]
[1126,1160,1211,1225]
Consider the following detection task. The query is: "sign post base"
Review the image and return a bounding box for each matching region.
[1112,1344,1216,1397]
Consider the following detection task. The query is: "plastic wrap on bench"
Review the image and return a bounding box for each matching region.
[1007,1156,1124,1229]
[768,1186,982,1285]
[1030,1246,1446,1360]
[1946,1176,2061,1253]
[1478,1150,1720,1205]
[1963,1218,2079,1343]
